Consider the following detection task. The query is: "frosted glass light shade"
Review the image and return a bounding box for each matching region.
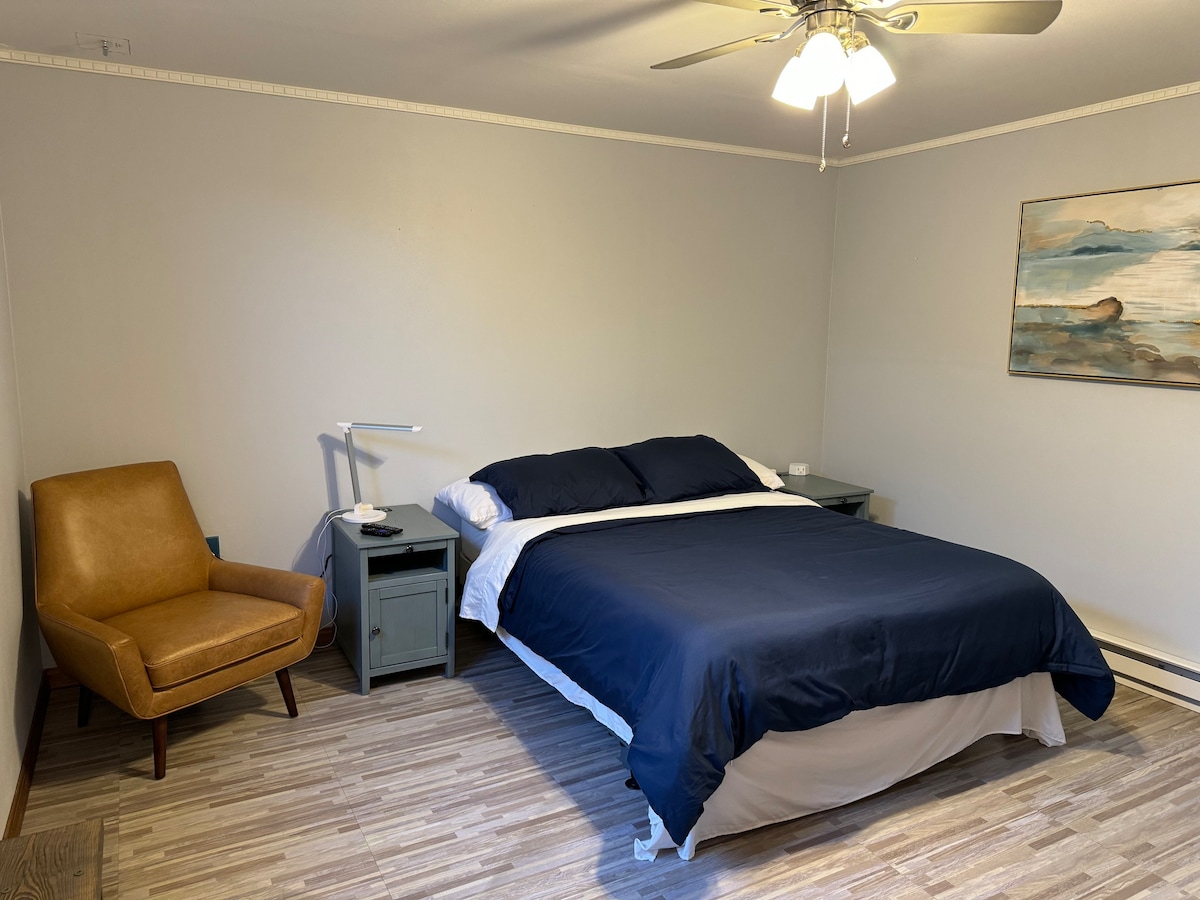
[798,31,847,96]
[771,54,819,109]
[845,44,896,105]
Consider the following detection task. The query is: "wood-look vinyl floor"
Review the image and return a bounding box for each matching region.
[20,621,1200,899]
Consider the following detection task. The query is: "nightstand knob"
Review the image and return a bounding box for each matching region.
[370,626,381,636]
[404,544,414,553]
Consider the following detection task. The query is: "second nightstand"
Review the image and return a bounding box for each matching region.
[331,505,458,695]
[778,473,873,520]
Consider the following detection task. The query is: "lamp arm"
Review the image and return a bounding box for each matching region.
[336,421,423,510]
[342,427,362,505]
[338,422,422,433]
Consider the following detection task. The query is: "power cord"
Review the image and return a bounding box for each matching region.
[310,505,400,650]
[313,509,350,648]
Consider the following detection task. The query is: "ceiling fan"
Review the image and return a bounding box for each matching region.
[652,0,1062,167]
[652,0,1063,70]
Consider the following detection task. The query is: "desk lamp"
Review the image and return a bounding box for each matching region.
[337,422,421,523]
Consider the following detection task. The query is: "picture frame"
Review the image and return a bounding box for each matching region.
[1008,179,1200,388]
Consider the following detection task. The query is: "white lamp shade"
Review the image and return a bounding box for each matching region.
[798,31,847,97]
[845,44,896,105]
[771,54,818,110]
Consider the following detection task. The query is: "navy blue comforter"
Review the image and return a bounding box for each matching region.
[497,503,1114,845]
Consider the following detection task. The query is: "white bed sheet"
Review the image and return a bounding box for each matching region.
[461,493,1067,860]
[460,491,821,631]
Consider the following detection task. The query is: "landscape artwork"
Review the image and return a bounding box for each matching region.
[1009,179,1200,388]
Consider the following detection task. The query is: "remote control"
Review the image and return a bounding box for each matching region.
[359,523,403,537]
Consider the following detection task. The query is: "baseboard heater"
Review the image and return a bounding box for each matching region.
[1090,628,1200,713]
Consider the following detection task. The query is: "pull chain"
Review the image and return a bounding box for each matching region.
[843,16,855,150]
[843,93,852,149]
[819,95,828,173]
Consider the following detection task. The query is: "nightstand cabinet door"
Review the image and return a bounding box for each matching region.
[369,580,448,669]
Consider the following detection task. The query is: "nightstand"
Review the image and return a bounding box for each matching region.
[331,505,458,695]
[778,474,873,520]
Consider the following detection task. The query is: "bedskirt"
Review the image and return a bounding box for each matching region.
[497,627,1063,860]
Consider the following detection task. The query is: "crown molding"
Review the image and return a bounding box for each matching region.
[0,49,820,167]
[840,80,1200,166]
[2,48,1198,170]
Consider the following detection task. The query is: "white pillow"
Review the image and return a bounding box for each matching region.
[738,454,785,491]
[434,478,514,529]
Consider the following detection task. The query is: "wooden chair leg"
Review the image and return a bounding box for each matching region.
[276,668,299,718]
[77,685,94,728]
[152,716,167,779]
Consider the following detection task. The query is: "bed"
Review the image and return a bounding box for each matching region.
[438,436,1114,860]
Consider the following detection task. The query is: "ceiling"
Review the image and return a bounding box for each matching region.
[1,0,1198,161]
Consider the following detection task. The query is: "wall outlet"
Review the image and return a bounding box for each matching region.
[788,463,810,477]
[75,33,132,56]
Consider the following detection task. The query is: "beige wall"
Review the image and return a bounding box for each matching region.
[8,56,1194,814]
[0,63,836,585]
[824,94,1200,662]
[0,185,42,819]
[0,63,835,794]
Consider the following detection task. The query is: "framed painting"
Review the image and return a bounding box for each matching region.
[1009,179,1200,388]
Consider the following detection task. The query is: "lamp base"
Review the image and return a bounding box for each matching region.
[344,508,387,524]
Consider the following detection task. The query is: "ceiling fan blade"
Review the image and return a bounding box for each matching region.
[877,1,1062,35]
[692,0,799,15]
[651,32,783,69]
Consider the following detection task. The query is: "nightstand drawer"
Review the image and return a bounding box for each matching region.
[820,495,870,518]
[777,474,874,520]
[366,542,449,583]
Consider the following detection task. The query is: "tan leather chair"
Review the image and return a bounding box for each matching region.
[32,461,325,778]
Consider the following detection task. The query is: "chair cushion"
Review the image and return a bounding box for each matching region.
[104,592,305,690]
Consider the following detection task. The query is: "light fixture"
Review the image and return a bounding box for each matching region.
[773,29,893,109]
[800,29,848,96]
[337,421,421,523]
[844,36,896,105]
[771,52,818,110]
[771,15,896,171]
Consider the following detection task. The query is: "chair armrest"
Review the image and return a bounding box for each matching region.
[209,560,325,651]
[37,603,154,717]
[208,559,324,615]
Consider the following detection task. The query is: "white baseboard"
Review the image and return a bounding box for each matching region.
[1090,629,1200,714]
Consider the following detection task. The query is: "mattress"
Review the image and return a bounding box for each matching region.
[456,518,489,566]
[431,498,487,590]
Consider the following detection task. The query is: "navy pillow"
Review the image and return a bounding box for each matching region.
[470,447,645,520]
[610,435,767,504]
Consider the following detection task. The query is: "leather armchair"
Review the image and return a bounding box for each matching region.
[32,461,325,778]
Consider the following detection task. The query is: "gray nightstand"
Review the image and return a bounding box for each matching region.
[331,505,458,695]
[778,474,873,520]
